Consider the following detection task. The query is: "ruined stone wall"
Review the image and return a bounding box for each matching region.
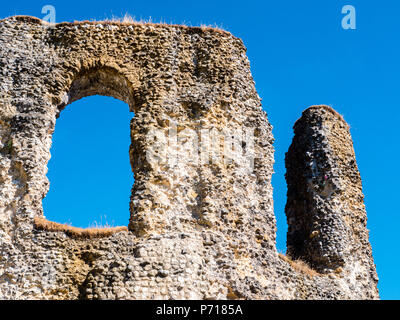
[0,16,378,299]
[285,106,379,291]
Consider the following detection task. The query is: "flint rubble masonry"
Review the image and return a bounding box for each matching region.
[0,16,378,299]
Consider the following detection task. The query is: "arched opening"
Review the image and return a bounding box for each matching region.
[41,66,137,232]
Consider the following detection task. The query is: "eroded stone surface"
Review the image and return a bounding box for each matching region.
[285,106,379,297]
[0,16,378,299]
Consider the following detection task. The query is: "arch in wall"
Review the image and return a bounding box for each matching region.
[41,66,138,231]
[57,66,137,113]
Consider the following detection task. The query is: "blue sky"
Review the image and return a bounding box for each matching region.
[1,0,399,299]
